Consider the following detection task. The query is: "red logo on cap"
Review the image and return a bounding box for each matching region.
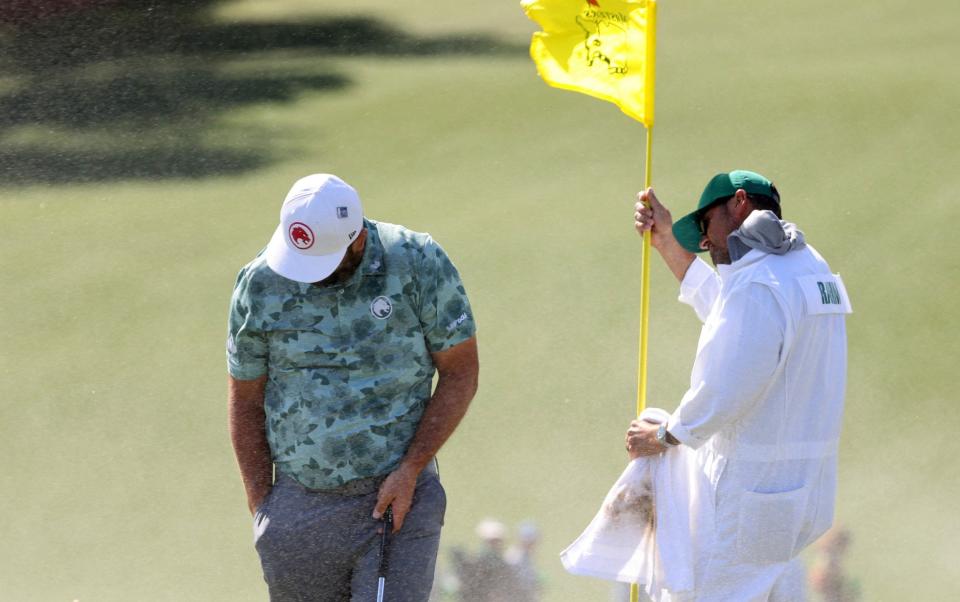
[289,222,314,249]
[587,0,599,6]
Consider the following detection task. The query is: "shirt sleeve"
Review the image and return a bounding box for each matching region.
[226,269,269,380]
[679,257,721,323]
[417,236,477,353]
[667,282,786,448]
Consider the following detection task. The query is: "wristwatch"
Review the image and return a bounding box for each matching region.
[656,423,677,448]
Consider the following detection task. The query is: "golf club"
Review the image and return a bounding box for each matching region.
[376,506,393,602]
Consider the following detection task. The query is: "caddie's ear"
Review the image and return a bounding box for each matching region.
[732,189,752,219]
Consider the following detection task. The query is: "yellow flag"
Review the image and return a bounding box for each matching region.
[522,0,656,126]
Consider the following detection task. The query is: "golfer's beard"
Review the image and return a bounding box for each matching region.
[316,246,364,286]
[709,246,731,266]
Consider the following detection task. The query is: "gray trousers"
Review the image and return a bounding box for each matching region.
[253,467,446,602]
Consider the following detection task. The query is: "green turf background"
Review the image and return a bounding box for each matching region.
[1,0,958,600]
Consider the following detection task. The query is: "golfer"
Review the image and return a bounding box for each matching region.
[626,170,851,600]
[227,173,479,601]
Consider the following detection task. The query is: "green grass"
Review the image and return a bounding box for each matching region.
[1,0,958,600]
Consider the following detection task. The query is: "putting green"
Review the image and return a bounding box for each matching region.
[0,0,957,600]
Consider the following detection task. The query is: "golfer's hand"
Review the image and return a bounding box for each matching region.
[625,418,664,459]
[635,188,675,250]
[373,463,418,533]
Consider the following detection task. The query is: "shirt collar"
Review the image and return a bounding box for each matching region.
[717,248,764,281]
[358,219,386,276]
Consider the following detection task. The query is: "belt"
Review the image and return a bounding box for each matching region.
[289,458,439,497]
[321,474,387,497]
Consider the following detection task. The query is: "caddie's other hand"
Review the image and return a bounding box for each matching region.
[373,463,418,533]
[634,188,675,250]
[625,418,664,459]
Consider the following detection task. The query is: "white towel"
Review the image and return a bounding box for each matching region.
[560,408,710,602]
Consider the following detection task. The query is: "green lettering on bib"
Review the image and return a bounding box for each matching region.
[817,281,841,305]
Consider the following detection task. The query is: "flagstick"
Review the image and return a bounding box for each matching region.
[631,124,654,602]
[637,125,654,417]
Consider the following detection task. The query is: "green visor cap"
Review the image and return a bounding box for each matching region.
[672,170,776,253]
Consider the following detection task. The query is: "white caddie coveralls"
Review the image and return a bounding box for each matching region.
[666,242,851,601]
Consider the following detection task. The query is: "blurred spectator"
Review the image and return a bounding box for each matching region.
[449,519,519,602]
[429,562,460,601]
[808,526,861,602]
[505,521,543,601]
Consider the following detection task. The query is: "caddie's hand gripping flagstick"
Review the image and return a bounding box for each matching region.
[376,506,393,602]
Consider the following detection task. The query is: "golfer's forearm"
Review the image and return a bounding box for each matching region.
[230,405,273,496]
[228,376,273,508]
[401,370,477,473]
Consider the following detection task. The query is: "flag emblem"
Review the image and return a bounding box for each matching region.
[578,9,628,75]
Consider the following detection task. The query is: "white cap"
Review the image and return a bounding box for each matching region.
[265,174,364,283]
[475,518,507,541]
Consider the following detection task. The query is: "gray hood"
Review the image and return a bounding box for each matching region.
[727,210,806,262]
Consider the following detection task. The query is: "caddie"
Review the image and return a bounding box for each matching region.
[227,173,479,601]
[625,170,851,600]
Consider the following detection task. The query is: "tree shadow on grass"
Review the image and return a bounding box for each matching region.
[0,2,526,184]
[0,71,349,129]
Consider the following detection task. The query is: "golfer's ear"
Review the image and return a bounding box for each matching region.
[351,226,368,250]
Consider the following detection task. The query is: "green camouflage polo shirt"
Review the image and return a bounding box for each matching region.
[227,219,476,489]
